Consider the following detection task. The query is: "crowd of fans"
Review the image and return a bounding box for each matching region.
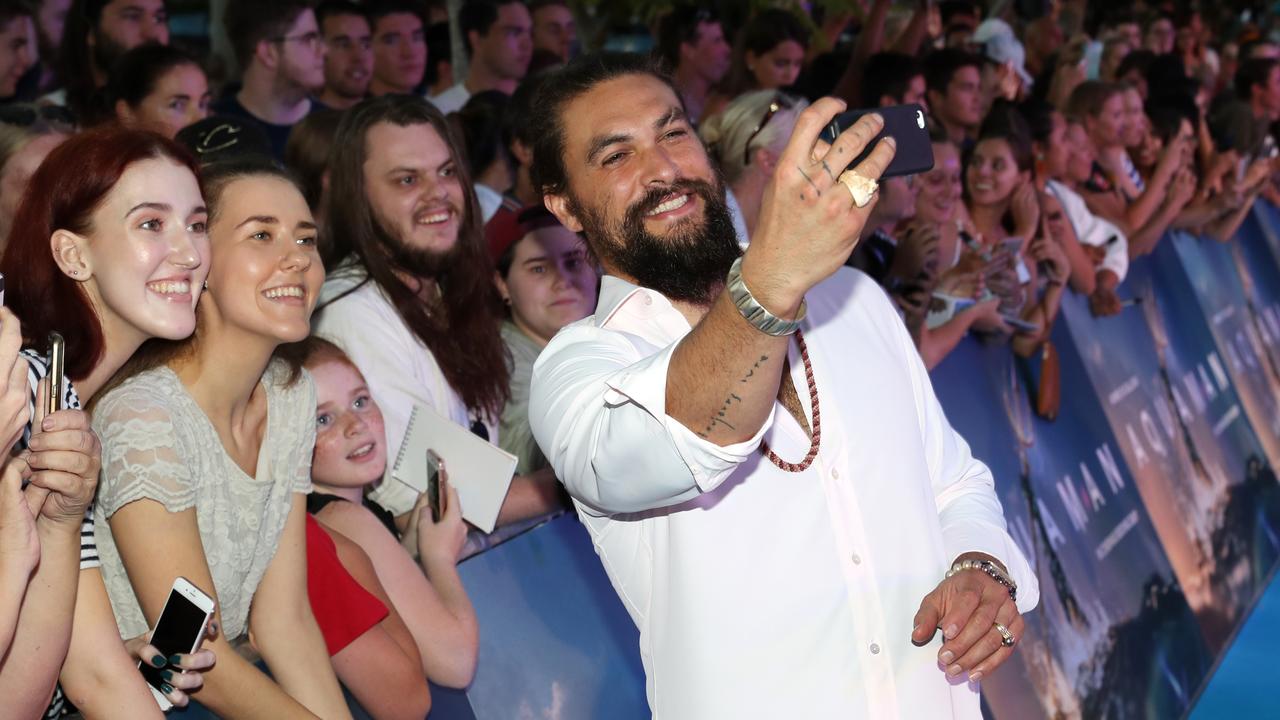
[0,0,1277,717]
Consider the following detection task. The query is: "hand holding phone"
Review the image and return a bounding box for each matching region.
[138,578,215,710]
[819,103,934,178]
[416,460,466,567]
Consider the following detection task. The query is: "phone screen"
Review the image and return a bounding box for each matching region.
[139,588,208,692]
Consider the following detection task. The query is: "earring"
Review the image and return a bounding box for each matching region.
[69,269,79,277]
[202,280,209,290]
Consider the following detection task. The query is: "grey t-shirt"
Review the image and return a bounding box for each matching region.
[499,321,547,476]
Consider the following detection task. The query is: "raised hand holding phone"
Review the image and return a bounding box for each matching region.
[744,99,897,316]
[134,577,216,710]
[24,375,99,528]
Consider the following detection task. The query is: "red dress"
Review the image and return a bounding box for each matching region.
[305,514,389,655]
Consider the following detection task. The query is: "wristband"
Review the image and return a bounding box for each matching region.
[726,257,806,336]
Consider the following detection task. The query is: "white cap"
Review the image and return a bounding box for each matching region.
[973,19,1034,88]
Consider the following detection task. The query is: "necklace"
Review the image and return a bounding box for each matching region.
[761,329,821,472]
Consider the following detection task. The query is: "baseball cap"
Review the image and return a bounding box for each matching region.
[485,202,563,264]
[174,116,274,166]
[972,19,1034,89]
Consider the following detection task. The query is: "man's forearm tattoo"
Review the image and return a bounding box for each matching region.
[698,354,769,438]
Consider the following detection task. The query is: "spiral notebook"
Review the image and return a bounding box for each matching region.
[391,404,517,534]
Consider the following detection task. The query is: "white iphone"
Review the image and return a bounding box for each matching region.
[139,577,215,710]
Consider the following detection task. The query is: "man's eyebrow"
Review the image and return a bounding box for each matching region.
[584,107,687,165]
[654,106,685,131]
[585,132,629,165]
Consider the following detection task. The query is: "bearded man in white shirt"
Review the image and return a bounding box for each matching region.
[527,53,1040,719]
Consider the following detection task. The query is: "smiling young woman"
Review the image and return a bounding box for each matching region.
[0,126,215,718]
[92,160,354,719]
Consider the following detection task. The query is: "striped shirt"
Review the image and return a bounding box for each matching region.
[19,349,98,718]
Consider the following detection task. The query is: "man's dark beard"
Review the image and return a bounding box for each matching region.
[92,32,131,79]
[377,211,463,280]
[571,177,741,306]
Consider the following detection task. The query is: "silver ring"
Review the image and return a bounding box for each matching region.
[993,621,1015,648]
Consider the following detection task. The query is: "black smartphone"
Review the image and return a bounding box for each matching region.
[819,103,934,178]
[46,332,64,416]
[139,577,215,710]
[426,449,444,522]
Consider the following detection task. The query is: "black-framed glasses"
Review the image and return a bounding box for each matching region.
[270,31,324,52]
[743,93,793,167]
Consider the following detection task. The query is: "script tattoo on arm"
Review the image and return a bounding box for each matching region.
[697,354,769,439]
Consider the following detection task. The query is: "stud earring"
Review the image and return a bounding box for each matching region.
[70,269,79,277]
[202,280,209,290]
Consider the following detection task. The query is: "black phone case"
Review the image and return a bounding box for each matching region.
[819,103,934,178]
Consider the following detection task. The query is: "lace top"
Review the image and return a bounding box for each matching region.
[92,361,315,640]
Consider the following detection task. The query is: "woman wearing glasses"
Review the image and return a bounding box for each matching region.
[700,89,808,245]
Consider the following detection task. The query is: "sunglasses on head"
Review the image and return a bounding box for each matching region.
[743,93,794,167]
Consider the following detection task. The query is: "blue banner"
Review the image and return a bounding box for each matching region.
[1158,232,1280,466]
[932,334,1213,719]
[1056,274,1280,647]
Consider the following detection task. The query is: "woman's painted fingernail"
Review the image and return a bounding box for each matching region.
[168,654,183,665]
[969,671,984,683]
[160,683,174,694]
[152,654,166,667]
[161,670,174,681]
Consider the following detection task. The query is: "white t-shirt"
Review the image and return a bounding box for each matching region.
[475,183,504,224]
[428,83,471,115]
[1047,178,1130,282]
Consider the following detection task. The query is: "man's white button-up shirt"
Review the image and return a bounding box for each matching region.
[530,267,1039,719]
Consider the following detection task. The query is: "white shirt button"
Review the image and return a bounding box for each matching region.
[643,295,653,306]
[831,468,840,479]
[869,643,881,655]
[851,553,862,565]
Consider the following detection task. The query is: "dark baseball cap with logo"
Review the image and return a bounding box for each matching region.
[175,116,274,166]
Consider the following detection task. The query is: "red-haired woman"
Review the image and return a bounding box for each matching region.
[0,126,216,717]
